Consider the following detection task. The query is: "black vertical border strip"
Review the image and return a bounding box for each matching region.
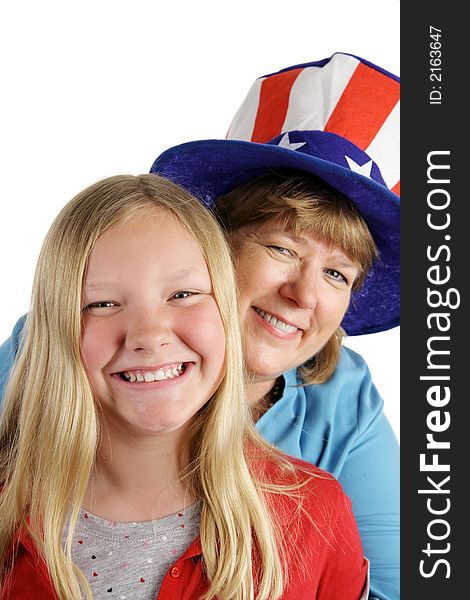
[401,4,465,598]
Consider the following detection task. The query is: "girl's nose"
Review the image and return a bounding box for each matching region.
[124,308,171,353]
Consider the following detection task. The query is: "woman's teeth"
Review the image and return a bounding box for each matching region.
[255,308,299,333]
[120,364,185,382]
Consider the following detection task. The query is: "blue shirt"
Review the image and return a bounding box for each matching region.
[0,316,399,600]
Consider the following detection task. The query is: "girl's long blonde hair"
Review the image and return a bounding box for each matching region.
[215,171,379,384]
[0,174,292,599]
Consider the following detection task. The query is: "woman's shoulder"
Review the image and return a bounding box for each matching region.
[294,346,385,426]
[302,345,375,392]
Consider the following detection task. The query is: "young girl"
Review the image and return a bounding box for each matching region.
[0,174,368,599]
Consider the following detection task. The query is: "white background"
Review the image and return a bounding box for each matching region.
[0,0,400,437]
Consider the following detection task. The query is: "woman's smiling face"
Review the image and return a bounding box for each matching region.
[80,210,226,438]
[231,220,360,385]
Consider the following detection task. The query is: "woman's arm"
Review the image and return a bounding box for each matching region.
[257,346,399,600]
[0,315,26,405]
[280,465,369,600]
[318,489,370,600]
[336,358,399,600]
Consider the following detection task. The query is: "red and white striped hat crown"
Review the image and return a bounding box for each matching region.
[227,52,400,195]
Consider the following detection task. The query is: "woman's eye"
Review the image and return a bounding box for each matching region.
[325,269,348,284]
[268,245,293,257]
[83,301,117,311]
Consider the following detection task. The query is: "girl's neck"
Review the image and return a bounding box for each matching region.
[84,426,195,522]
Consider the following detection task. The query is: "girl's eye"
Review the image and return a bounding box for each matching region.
[325,269,348,284]
[172,291,196,300]
[83,301,118,311]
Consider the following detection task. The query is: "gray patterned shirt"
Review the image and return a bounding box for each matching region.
[66,503,200,599]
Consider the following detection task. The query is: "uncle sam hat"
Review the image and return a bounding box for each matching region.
[150,52,400,336]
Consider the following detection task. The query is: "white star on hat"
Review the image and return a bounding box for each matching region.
[345,156,373,178]
[277,132,307,151]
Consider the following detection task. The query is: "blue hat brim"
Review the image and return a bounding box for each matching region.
[150,138,399,336]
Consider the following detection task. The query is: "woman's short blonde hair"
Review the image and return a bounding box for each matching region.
[215,171,378,384]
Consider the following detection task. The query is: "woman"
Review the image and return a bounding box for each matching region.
[148,53,400,600]
[0,174,368,599]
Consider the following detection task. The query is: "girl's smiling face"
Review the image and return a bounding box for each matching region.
[231,220,360,385]
[81,210,226,438]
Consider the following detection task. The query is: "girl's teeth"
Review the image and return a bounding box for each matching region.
[122,364,184,383]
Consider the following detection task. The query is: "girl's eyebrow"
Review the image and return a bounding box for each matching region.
[171,267,208,278]
[84,282,115,291]
[84,268,208,291]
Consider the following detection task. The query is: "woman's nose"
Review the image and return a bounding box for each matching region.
[279,269,318,310]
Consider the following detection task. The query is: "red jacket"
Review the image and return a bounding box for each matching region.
[1,463,368,599]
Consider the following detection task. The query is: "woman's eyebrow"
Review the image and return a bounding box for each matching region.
[255,229,307,244]
[332,259,359,271]
[256,230,359,268]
